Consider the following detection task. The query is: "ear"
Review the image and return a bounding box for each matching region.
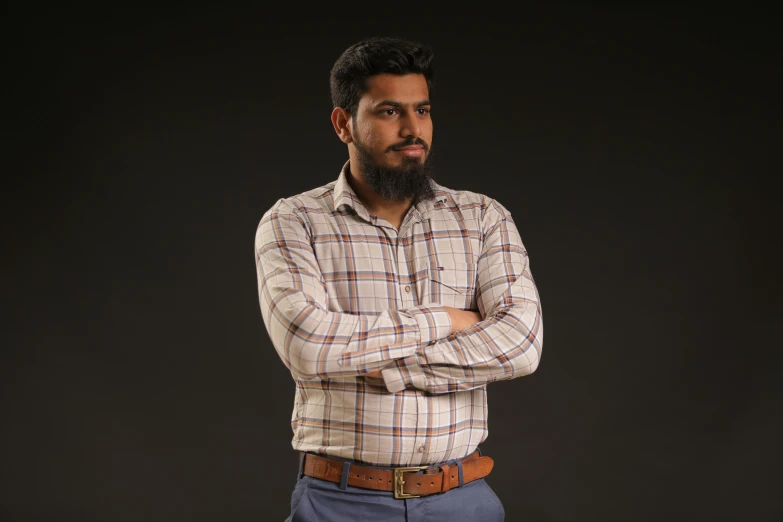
[330,107,353,144]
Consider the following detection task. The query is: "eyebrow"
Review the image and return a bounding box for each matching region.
[374,99,431,109]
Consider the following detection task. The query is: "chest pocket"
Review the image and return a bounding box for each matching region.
[428,260,477,310]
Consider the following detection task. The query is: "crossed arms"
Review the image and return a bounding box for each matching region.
[255,200,543,394]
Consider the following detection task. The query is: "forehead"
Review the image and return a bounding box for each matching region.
[361,73,429,106]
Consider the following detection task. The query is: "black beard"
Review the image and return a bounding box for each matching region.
[353,136,436,203]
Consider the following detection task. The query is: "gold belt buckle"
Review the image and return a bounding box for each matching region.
[393,465,429,499]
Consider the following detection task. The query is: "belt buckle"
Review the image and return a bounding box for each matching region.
[393,466,429,499]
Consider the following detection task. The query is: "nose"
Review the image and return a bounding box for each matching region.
[399,109,422,139]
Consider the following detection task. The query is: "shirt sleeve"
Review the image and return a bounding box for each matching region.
[381,199,543,393]
[255,199,452,381]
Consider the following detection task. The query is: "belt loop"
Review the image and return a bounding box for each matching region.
[439,464,452,493]
[339,461,351,490]
[298,452,306,479]
[455,459,465,487]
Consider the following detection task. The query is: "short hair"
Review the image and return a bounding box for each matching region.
[329,36,435,116]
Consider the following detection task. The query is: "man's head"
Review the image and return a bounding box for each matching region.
[330,37,436,203]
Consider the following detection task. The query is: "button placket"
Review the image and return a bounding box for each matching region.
[411,389,429,464]
[397,227,415,305]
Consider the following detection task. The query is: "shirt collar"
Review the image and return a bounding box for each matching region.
[333,160,367,218]
[333,160,449,220]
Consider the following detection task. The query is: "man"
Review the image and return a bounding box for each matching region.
[255,36,543,521]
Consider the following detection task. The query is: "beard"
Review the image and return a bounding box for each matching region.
[352,134,436,203]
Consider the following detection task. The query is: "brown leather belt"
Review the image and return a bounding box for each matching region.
[301,450,494,499]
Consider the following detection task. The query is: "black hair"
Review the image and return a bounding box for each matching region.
[329,36,434,116]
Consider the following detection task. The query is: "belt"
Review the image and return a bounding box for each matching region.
[300,450,494,499]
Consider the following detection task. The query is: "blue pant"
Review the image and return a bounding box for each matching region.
[284,454,505,521]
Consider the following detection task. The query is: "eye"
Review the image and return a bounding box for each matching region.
[383,108,398,116]
[417,107,431,115]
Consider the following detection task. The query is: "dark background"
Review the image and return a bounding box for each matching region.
[3,4,780,521]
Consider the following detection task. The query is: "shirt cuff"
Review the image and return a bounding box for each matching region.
[381,354,427,393]
[407,305,452,344]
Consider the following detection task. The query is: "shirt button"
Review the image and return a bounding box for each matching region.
[404,286,411,293]
[418,446,425,453]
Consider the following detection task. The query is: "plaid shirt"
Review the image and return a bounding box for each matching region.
[255,162,543,467]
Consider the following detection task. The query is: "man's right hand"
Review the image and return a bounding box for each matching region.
[443,306,483,334]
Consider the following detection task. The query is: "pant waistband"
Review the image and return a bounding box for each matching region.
[299,449,494,499]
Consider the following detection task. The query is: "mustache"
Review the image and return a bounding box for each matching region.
[386,137,429,153]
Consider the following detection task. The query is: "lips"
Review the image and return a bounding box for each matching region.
[394,146,425,157]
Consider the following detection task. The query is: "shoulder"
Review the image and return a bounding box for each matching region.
[262,181,338,220]
[431,182,514,227]
[256,180,338,246]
